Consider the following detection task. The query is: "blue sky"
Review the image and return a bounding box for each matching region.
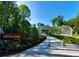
[17,1,79,26]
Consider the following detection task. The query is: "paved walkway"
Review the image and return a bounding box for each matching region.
[49,49,79,57]
[8,37,54,57]
[8,36,79,57]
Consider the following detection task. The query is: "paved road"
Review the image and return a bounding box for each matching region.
[8,36,79,57]
[8,36,62,57]
[8,38,54,57]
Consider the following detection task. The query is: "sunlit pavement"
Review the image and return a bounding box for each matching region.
[8,38,54,57]
[8,36,79,57]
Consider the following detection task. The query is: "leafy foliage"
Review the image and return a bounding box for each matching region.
[51,16,64,27]
[49,34,79,45]
[30,25,39,40]
[0,2,43,56]
[47,26,61,35]
[63,15,79,34]
[0,2,31,34]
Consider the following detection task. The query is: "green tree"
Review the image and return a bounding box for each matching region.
[0,2,31,33]
[51,16,64,27]
[57,16,64,26]
[17,5,31,34]
[51,17,58,27]
[18,5,31,18]
[2,2,15,31]
[63,18,75,28]
[63,14,79,34]
[18,19,31,35]
[0,1,17,33]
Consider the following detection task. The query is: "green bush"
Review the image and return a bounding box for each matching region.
[30,25,39,41]
[47,26,61,35]
[49,34,79,45]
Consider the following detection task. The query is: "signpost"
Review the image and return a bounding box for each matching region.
[1,33,29,40]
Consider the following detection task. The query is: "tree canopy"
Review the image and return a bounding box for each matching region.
[50,14,79,35]
[0,1,31,34]
[51,16,64,27]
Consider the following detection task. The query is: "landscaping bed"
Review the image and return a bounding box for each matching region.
[0,36,46,57]
[48,34,79,45]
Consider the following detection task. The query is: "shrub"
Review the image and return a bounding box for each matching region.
[47,26,61,35]
[49,34,79,45]
[30,25,39,41]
